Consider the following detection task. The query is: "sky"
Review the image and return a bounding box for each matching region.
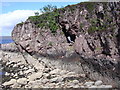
[0,1,87,36]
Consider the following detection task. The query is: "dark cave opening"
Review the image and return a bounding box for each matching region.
[62,28,76,43]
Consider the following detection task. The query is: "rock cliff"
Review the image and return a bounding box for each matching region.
[12,2,120,87]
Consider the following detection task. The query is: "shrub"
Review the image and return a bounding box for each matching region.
[34,12,39,16]
[17,21,24,26]
[88,26,98,33]
[40,4,57,13]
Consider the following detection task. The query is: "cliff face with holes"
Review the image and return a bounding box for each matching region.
[12,2,120,87]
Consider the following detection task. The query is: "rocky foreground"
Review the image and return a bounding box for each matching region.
[0,50,113,88]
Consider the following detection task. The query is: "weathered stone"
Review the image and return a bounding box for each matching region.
[57,77,64,82]
[0,58,2,61]
[66,72,76,75]
[18,70,24,75]
[73,85,80,88]
[13,64,17,68]
[44,68,51,73]
[24,69,34,74]
[11,83,20,88]
[80,86,85,88]
[49,69,61,75]
[103,85,112,88]
[72,80,79,84]
[97,85,112,88]
[50,77,58,83]
[84,81,94,86]
[3,79,16,86]
[89,85,97,88]
[50,76,63,83]
[67,82,75,88]
[17,78,28,85]
[33,85,40,88]
[24,67,29,70]
[44,73,50,78]
[5,72,10,76]
[59,70,67,75]
[13,73,18,77]
[34,63,44,70]
[41,79,49,84]
[28,72,43,81]
[94,80,103,86]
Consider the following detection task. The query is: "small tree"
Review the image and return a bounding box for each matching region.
[34,12,39,16]
[40,5,57,14]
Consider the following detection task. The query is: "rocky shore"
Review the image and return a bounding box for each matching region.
[0,49,113,88]
[1,1,120,89]
[11,2,120,88]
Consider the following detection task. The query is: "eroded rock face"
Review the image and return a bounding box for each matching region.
[12,2,120,87]
[58,2,120,61]
[12,20,70,57]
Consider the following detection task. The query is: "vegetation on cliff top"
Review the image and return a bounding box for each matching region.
[17,2,116,35]
[28,5,60,33]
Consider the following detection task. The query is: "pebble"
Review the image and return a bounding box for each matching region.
[95,80,103,86]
